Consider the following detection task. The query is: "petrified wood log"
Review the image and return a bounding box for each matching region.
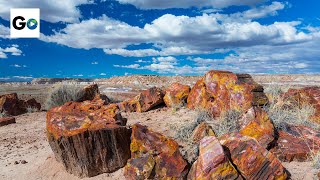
[0,117,16,127]
[46,98,131,178]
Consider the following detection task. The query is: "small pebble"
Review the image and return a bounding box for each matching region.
[21,160,28,164]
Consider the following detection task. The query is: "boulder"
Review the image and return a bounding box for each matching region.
[124,124,188,179]
[119,87,164,112]
[284,124,320,147]
[187,70,266,117]
[0,117,16,127]
[0,93,41,115]
[0,93,25,115]
[220,134,288,180]
[281,87,320,123]
[163,83,190,107]
[78,84,100,102]
[188,136,241,180]
[239,107,275,149]
[270,131,319,162]
[46,98,131,178]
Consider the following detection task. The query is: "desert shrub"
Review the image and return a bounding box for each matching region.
[171,109,212,163]
[312,151,320,169]
[211,109,242,137]
[45,84,85,110]
[0,111,7,118]
[263,86,319,130]
[26,106,39,113]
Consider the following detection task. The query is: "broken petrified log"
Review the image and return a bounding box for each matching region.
[0,93,41,115]
[163,82,191,107]
[0,117,16,127]
[119,87,165,112]
[187,70,268,117]
[188,136,241,179]
[220,133,288,180]
[124,124,188,179]
[46,98,131,178]
[239,107,275,149]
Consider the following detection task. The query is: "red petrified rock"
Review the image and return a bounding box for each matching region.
[187,70,257,117]
[191,122,215,143]
[281,87,320,123]
[163,83,190,107]
[0,93,24,115]
[269,131,319,162]
[47,98,131,178]
[22,98,41,111]
[220,134,288,180]
[119,87,164,112]
[0,117,16,127]
[239,107,275,149]
[188,136,241,179]
[124,124,188,179]
[78,84,100,101]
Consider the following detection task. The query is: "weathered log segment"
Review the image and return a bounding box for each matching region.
[187,70,268,117]
[46,97,131,178]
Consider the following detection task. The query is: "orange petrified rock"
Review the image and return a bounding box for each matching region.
[0,93,41,116]
[46,97,131,178]
[187,70,255,117]
[239,107,275,149]
[119,87,164,112]
[163,83,191,107]
[124,124,188,179]
[188,136,241,180]
[281,87,320,123]
[220,134,288,180]
[0,117,16,127]
[191,122,215,143]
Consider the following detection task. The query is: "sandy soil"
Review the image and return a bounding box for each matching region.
[0,108,319,180]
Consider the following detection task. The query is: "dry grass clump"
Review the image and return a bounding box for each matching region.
[211,109,242,137]
[263,84,319,130]
[45,84,85,110]
[0,111,7,118]
[171,108,212,164]
[26,106,40,113]
[312,151,320,169]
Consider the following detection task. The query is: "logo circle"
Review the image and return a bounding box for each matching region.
[27,18,38,30]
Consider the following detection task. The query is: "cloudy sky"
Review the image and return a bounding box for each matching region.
[0,0,320,81]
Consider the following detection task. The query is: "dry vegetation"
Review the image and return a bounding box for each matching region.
[45,84,85,110]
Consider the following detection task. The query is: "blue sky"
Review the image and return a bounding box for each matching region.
[0,0,320,81]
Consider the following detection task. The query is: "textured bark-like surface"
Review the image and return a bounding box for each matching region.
[124,124,188,180]
[119,87,164,113]
[163,83,190,107]
[0,117,16,127]
[284,124,320,148]
[0,93,25,115]
[191,122,215,143]
[187,70,259,117]
[220,134,288,180]
[0,93,41,115]
[239,107,275,149]
[188,136,242,180]
[281,87,320,123]
[47,98,131,178]
[78,84,100,102]
[269,131,319,162]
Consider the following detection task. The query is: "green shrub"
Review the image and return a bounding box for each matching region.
[45,84,85,110]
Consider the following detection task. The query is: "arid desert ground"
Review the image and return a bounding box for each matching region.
[1,74,320,180]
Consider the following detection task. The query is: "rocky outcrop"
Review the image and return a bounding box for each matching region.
[124,124,188,179]
[187,70,267,117]
[188,136,241,179]
[0,117,16,127]
[0,93,41,116]
[119,87,164,112]
[281,87,320,123]
[46,97,131,178]
[163,83,190,107]
[239,107,275,149]
[220,134,288,180]
[78,84,100,102]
